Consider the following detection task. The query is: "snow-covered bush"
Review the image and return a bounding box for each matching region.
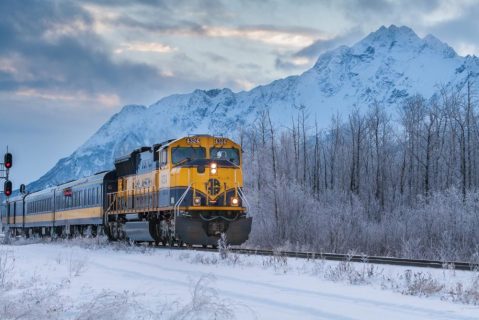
[261,252,288,273]
[401,270,444,297]
[67,253,88,278]
[74,290,165,320]
[323,255,381,285]
[446,274,479,305]
[0,250,14,288]
[191,253,219,265]
[170,275,236,320]
[218,233,229,260]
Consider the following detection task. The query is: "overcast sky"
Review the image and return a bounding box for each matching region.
[1,0,479,186]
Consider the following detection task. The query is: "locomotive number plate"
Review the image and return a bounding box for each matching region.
[186,137,200,144]
[214,138,227,145]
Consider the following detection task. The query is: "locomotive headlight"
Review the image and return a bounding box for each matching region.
[193,197,201,206]
[231,197,239,206]
[210,162,217,175]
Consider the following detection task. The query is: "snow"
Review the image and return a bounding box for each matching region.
[27,24,479,191]
[1,241,478,319]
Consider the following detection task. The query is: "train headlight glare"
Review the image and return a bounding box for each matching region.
[193,197,201,206]
[231,197,239,206]
[211,168,217,174]
[210,162,217,169]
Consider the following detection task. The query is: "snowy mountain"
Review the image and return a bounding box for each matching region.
[28,25,479,191]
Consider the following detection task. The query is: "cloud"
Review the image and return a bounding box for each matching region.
[203,26,317,48]
[424,3,479,56]
[16,89,121,108]
[114,42,177,54]
[0,0,180,107]
[274,30,362,71]
[111,12,321,48]
[294,30,362,59]
[275,56,311,71]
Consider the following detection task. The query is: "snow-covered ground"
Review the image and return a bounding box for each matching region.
[1,239,478,319]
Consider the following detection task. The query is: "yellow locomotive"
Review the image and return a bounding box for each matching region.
[1,135,252,246]
[105,135,252,246]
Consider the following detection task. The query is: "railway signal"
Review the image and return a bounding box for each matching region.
[4,152,12,169]
[4,180,12,196]
[1,150,14,197]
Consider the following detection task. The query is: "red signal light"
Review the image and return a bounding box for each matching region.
[4,153,12,169]
[4,180,12,197]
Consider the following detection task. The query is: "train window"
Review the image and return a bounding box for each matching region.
[210,147,240,165]
[160,148,168,166]
[172,147,206,165]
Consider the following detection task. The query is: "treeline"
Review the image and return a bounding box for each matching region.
[238,82,479,262]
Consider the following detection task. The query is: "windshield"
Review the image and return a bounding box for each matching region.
[210,148,240,165]
[172,147,206,164]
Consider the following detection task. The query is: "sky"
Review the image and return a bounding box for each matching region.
[1,0,479,187]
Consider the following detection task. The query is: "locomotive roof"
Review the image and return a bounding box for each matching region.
[114,135,239,164]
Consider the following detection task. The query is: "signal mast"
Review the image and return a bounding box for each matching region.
[1,149,13,197]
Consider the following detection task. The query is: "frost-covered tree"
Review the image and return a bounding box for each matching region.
[239,85,479,261]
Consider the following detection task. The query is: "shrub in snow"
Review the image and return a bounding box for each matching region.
[171,275,236,320]
[401,270,444,297]
[74,290,166,320]
[0,250,14,289]
[446,274,479,305]
[0,278,67,320]
[67,253,88,278]
[218,233,229,260]
[191,253,219,265]
[262,252,288,273]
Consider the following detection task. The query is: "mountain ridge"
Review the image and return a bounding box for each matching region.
[27,25,479,191]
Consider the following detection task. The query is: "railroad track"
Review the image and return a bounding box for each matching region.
[183,246,479,271]
[4,234,478,271]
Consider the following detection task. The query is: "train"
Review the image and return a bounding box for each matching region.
[0,135,252,246]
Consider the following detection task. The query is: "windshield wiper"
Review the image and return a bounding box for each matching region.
[175,157,191,166]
